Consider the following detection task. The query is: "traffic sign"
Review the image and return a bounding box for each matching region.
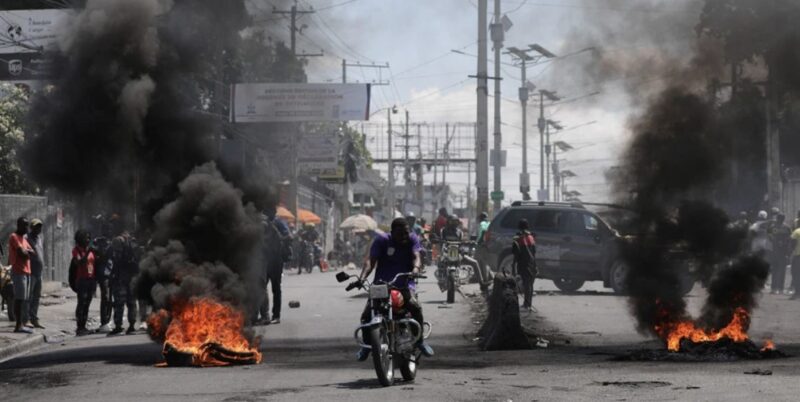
[491,191,504,201]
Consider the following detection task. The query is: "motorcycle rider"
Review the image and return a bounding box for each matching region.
[354,217,434,361]
[405,212,423,237]
[476,212,490,245]
[297,223,320,274]
[440,215,463,241]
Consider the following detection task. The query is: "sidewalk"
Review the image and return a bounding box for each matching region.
[0,283,78,362]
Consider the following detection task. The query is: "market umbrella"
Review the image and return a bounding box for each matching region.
[297,208,322,224]
[276,206,294,221]
[340,214,378,231]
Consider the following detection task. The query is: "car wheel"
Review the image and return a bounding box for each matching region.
[553,278,585,293]
[609,260,629,295]
[498,254,514,276]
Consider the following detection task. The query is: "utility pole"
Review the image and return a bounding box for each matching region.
[538,91,546,201]
[536,89,560,201]
[387,109,395,221]
[475,0,489,216]
[273,1,322,58]
[404,110,410,212]
[490,0,503,213]
[506,44,553,201]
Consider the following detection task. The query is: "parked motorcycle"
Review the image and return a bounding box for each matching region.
[336,271,431,387]
[434,241,474,304]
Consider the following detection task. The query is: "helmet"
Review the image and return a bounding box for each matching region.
[447,215,460,226]
[479,212,488,221]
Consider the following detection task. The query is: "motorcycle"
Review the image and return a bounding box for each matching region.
[434,241,474,304]
[336,271,431,387]
[297,240,315,274]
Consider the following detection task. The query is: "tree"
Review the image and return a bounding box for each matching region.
[0,84,37,194]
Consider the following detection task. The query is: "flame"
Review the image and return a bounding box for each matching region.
[148,298,262,366]
[655,307,750,352]
[761,340,775,352]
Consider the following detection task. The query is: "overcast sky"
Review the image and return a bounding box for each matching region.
[252,0,703,207]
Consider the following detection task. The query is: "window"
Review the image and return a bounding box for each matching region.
[582,214,599,232]
[499,209,539,229]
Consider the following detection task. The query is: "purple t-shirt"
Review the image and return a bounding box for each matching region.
[370,232,422,289]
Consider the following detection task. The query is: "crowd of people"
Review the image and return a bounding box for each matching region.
[735,208,800,298]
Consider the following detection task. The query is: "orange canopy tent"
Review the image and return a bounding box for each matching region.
[297,208,321,224]
[276,206,294,221]
[275,206,321,225]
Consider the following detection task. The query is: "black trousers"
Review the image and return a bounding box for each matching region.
[771,252,788,292]
[112,278,137,328]
[98,278,112,326]
[75,279,96,330]
[360,288,424,343]
[28,275,42,322]
[520,271,535,307]
[265,269,282,319]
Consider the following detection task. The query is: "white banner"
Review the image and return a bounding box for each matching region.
[298,131,340,174]
[231,83,371,123]
[0,9,69,54]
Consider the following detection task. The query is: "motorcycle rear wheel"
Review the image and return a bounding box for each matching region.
[369,327,394,386]
[446,271,456,304]
[398,353,417,381]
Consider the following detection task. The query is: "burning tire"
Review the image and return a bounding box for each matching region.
[609,260,629,295]
[553,278,585,293]
[369,327,394,386]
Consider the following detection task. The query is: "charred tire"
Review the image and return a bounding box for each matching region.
[553,278,585,293]
[370,327,394,387]
[398,354,417,382]
[609,260,629,295]
[446,271,456,304]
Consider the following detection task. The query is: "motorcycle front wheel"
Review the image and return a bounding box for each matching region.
[369,327,394,386]
[397,353,418,381]
[446,270,456,304]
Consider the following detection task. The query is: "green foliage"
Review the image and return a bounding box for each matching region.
[0,84,37,194]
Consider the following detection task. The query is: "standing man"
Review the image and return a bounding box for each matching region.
[9,217,34,333]
[790,223,800,299]
[108,233,139,335]
[71,230,96,336]
[92,220,114,333]
[770,213,792,294]
[512,219,537,311]
[25,219,45,329]
[262,206,291,325]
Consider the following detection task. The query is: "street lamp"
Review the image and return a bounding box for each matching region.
[552,141,573,201]
[536,89,560,201]
[505,44,555,201]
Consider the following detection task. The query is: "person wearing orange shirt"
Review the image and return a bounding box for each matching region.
[8,217,35,333]
[71,230,97,336]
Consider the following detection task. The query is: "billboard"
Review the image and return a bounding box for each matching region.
[0,9,69,82]
[298,131,340,174]
[231,83,371,123]
[0,9,68,54]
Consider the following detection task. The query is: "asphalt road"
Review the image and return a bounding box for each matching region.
[2,271,800,401]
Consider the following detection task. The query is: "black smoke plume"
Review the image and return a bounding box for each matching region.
[599,0,800,343]
[19,0,282,338]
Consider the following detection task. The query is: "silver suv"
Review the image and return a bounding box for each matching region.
[476,201,628,293]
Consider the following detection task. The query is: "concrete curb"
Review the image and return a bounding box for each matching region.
[0,333,45,363]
